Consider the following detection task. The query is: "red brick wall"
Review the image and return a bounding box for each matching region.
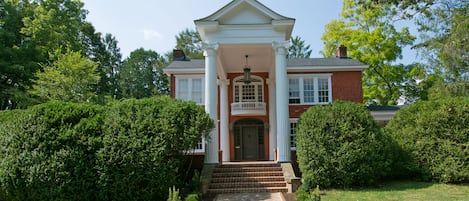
[288,71,363,118]
[332,71,363,103]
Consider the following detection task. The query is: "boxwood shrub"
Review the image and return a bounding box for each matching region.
[296,101,392,190]
[0,97,214,201]
[0,101,104,201]
[385,98,469,183]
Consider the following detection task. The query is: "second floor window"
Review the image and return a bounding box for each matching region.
[175,75,204,104]
[233,76,264,103]
[288,74,332,105]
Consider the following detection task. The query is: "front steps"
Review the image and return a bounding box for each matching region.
[206,162,289,194]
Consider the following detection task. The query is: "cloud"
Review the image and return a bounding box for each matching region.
[143,29,163,40]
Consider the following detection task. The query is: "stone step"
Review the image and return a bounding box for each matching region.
[209,181,287,189]
[211,176,285,183]
[207,186,288,194]
[212,171,284,178]
[213,166,283,173]
[218,163,279,168]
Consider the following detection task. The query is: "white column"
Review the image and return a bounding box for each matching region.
[203,43,219,164]
[267,79,277,161]
[273,41,291,162]
[219,79,230,162]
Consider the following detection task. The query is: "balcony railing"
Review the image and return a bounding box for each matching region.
[231,102,266,116]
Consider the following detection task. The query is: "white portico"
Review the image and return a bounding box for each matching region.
[196,0,294,163]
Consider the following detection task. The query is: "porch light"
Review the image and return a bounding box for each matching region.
[243,55,251,84]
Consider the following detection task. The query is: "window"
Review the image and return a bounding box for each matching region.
[175,76,204,104]
[288,74,332,104]
[290,119,298,150]
[233,76,264,103]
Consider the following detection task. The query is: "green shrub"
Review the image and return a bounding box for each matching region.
[0,101,104,201]
[296,101,392,189]
[96,97,213,200]
[167,186,181,201]
[0,97,214,201]
[386,98,469,183]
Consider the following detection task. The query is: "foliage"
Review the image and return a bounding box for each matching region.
[296,101,393,189]
[296,185,322,201]
[385,98,469,183]
[167,186,181,201]
[0,97,214,201]
[1,0,123,109]
[96,97,213,200]
[175,28,203,59]
[0,101,104,201]
[321,0,418,105]
[30,48,100,103]
[118,48,169,98]
[358,0,468,82]
[288,36,312,58]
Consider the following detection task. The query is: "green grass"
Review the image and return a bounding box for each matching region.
[320,181,469,201]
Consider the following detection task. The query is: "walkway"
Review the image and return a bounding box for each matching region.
[214,192,285,201]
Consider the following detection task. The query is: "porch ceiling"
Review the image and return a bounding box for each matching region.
[218,43,274,74]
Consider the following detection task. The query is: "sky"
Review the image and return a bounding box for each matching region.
[81,0,417,64]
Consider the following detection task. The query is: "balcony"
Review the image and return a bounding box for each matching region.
[231,102,266,116]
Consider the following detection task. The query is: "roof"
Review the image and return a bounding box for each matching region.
[367,105,403,112]
[287,58,365,67]
[164,58,368,74]
[195,0,294,22]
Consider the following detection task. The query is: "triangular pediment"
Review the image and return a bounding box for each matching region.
[195,0,294,25]
[194,0,295,42]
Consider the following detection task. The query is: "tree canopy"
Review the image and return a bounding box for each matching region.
[321,0,421,105]
[288,36,312,58]
[118,48,169,99]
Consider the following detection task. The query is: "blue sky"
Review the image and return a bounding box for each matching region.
[81,0,417,64]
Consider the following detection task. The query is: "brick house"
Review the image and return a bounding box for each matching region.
[164,0,368,164]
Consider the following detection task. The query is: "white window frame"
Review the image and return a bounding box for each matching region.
[290,118,299,150]
[233,75,264,103]
[288,74,332,105]
[175,75,205,105]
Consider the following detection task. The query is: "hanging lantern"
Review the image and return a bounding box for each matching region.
[243,55,251,84]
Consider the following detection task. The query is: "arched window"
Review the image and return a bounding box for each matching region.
[233,75,264,103]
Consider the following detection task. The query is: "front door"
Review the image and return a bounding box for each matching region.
[242,126,259,160]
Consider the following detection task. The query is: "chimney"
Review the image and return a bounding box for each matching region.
[335,45,348,58]
[173,49,186,61]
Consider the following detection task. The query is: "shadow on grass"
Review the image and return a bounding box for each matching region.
[331,181,435,192]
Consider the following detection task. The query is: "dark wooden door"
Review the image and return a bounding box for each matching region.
[242,126,259,160]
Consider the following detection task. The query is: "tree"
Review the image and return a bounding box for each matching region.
[0,0,40,109]
[321,0,417,105]
[93,33,122,97]
[30,49,99,102]
[288,36,312,58]
[175,28,203,59]
[21,0,88,60]
[118,48,169,98]
[357,0,469,97]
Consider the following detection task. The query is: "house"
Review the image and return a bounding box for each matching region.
[164,0,368,164]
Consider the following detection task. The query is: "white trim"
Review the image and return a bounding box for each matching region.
[164,68,205,75]
[174,75,205,105]
[287,65,368,72]
[288,74,332,105]
[289,118,299,151]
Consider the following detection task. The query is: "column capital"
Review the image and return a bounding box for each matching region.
[217,79,230,86]
[272,40,290,55]
[202,42,219,56]
[266,78,275,85]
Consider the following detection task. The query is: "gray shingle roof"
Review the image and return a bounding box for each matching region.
[165,58,367,71]
[287,58,366,66]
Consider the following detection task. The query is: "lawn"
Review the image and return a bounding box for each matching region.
[320,181,469,201]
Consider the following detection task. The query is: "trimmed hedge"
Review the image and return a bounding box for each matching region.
[386,98,469,183]
[0,97,214,201]
[296,101,393,189]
